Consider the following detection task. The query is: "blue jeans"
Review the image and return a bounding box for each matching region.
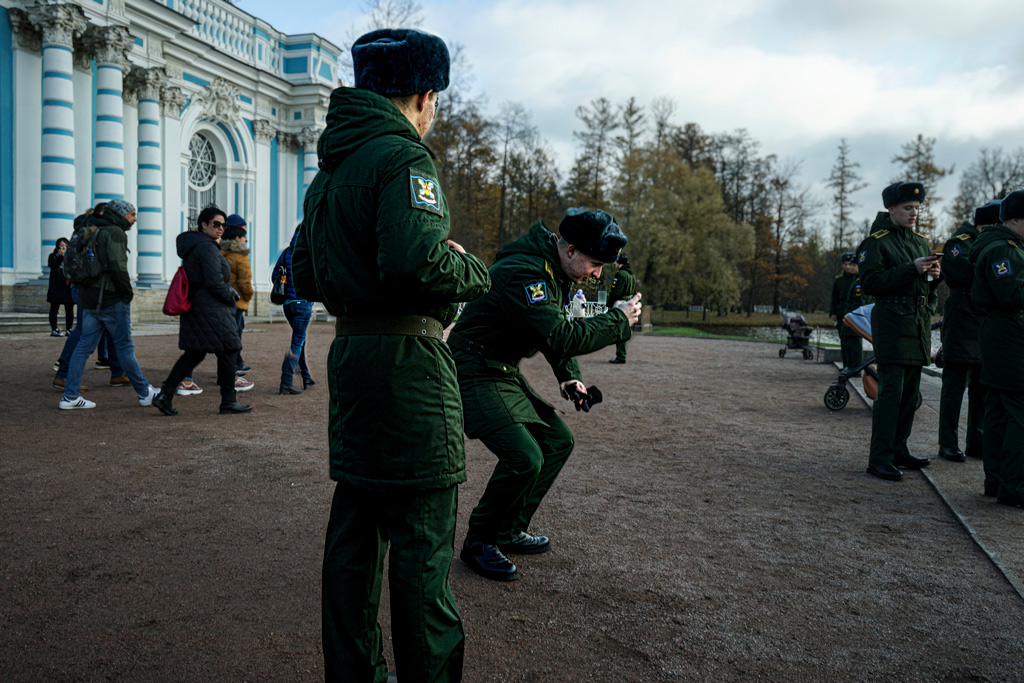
[56,289,122,379]
[280,301,313,386]
[62,301,149,400]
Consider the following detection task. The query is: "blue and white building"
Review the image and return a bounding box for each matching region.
[0,0,339,316]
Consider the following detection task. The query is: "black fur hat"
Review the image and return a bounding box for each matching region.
[352,29,450,97]
[559,209,627,263]
[974,200,1002,227]
[882,182,926,208]
[840,251,856,264]
[999,191,1024,222]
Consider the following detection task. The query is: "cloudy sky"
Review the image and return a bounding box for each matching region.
[242,0,1024,232]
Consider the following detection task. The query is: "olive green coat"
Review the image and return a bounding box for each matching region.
[453,222,631,438]
[830,271,863,338]
[856,212,938,365]
[608,262,637,306]
[970,224,1024,392]
[292,87,491,490]
[940,221,982,363]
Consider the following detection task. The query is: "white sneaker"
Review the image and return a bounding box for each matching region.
[59,396,96,410]
[139,385,159,407]
[234,376,254,392]
[177,380,203,396]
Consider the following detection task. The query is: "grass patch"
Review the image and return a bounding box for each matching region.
[652,310,833,327]
[647,326,842,347]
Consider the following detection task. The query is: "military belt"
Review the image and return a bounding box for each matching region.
[334,315,444,340]
[876,295,927,306]
[447,332,519,367]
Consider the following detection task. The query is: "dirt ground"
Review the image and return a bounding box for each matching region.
[2,323,1023,682]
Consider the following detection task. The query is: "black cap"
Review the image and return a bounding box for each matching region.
[352,29,450,97]
[1000,191,1024,223]
[882,182,926,208]
[840,251,856,264]
[559,209,627,263]
[974,200,1002,227]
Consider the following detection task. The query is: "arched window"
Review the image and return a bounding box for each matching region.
[187,133,218,228]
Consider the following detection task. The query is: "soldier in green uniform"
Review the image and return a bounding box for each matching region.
[291,29,492,681]
[857,182,941,481]
[936,200,1000,462]
[607,254,637,364]
[830,252,863,372]
[449,209,642,581]
[969,191,1024,508]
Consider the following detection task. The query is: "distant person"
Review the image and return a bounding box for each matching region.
[277,227,315,395]
[449,209,641,581]
[936,201,998,463]
[58,199,158,410]
[856,182,940,480]
[292,28,490,681]
[221,214,253,377]
[607,253,637,364]
[46,238,74,337]
[970,191,1024,508]
[830,252,863,372]
[152,207,252,416]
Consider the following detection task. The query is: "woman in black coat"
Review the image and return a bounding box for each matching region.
[152,206,251,415]
[46,238,74,336]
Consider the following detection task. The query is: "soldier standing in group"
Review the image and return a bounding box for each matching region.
[292,29,491,681]
[970,191,1024,508]
[607,253,637,364]
[449,209,642,581]
[830,252,863,372]
[936,200,1000,462]
[857,182,941,481]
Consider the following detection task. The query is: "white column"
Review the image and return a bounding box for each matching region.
[299,126,322,201]
[127,68,167,286]
[253,120,275,296]
[89,27,132,206]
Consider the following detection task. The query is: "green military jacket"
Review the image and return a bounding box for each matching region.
[940,221,982,364]
[856,212,938,365]
[970,224,1024,392]
[292,87,491,490]
[452,222,632,438]
[608,262,637,306]
[79,213,134,311]
[830,271,860,338]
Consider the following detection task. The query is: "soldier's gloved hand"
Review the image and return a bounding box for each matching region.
[613,292,642,325]
[560,380,587,411]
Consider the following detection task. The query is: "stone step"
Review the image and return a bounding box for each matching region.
[0,312,56,335]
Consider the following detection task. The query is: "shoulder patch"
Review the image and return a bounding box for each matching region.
[957,233,972,241]
[408,168,443,216]
[993,259,1013,279]
[544,260,555,281]
[948,244,961,260]
[858,250,867,264]
[525,281,549,305]
[870,230,890,239]
[1010,240,1021,250]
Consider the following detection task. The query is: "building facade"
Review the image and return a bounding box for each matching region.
[0,0,338,316]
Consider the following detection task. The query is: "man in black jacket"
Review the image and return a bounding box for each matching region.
[59,199,157,410]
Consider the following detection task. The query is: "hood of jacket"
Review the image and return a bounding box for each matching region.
[969,223,1019,264]
[86,211,130,232]
[177,230,217,260]
[220,239,250,257]
[316,87,424,173]
[495,221,560,266]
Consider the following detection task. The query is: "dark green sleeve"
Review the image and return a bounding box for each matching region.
[292,172,325,304]
[982,245,1024,310]
[858,237,918,296]
[102,228,133,303]
[829,278,841,316]
[940,236,974,290]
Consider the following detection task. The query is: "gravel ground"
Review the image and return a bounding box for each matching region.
[1,324,1022,682]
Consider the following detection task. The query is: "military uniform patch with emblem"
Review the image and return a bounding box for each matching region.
[525,281,548,304]
[408,168,443,216]
[994,260,1012,278]
[858,250,867,264]
[949,245,961,260]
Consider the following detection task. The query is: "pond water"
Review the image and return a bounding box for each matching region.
[686,325,943,352]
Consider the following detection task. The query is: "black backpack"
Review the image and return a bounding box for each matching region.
[63,224,104,286]
[270,246,290,305]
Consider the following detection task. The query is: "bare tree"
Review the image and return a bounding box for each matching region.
[495,102,537,245]
[825,138,867,267]
[948,147,1024,226]
[891,134,953,240]
[612,97,646,230]
[339,0,425,84]
[568,98,619,206]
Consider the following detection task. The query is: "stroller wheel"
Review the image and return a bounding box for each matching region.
[802,349,813,360]
[824,384,849,411]
[779,349,786,358]
[914,391,923,411]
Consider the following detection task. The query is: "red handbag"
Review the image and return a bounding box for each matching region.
[162,266,191,316]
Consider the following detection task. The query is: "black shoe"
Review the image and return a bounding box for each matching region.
[894,453,931,469]
[938,446,966,462]
[996,494,1024,508]
[236,363,252,373]
[608,358,626,364]
[867,464,904,481]
[152,391,178,416]
[279,384,302,395]
[219,401,253,414]
[303,378,316,389]
[460,539,518,581]
[50,328,62,337]
[498,531,551,555]
[95,359,110,370]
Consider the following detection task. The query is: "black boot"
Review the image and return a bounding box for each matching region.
[460,538,518,581]
[152,390,177,416]
[219,390,252,414]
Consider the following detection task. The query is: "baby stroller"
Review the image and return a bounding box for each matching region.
[823,303,931,411]
[779,312,814,360]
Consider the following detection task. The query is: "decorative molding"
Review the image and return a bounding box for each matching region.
[298,126,323,149]
[256,97,274,117]
[7,9,41,53]
[108,0,127,18]
[124,67,167,106]
[277,132,299,153]
[254,119,276,145]
[146,37,164,61]
[160,86,188,120]
[8,3,89,54]
[194,77,241,124]
[163,61,184,81]
[78,24,133,70]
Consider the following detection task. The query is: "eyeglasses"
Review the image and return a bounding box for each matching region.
[209,220,225,229]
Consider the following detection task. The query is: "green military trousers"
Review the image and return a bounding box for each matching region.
[322,483,463,683]
[839,329,863,370]
[938,362,984,455]
[614,339,628,362]
[869,363,922,467]
[982,389,1024,500]
[468,413,575,546]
